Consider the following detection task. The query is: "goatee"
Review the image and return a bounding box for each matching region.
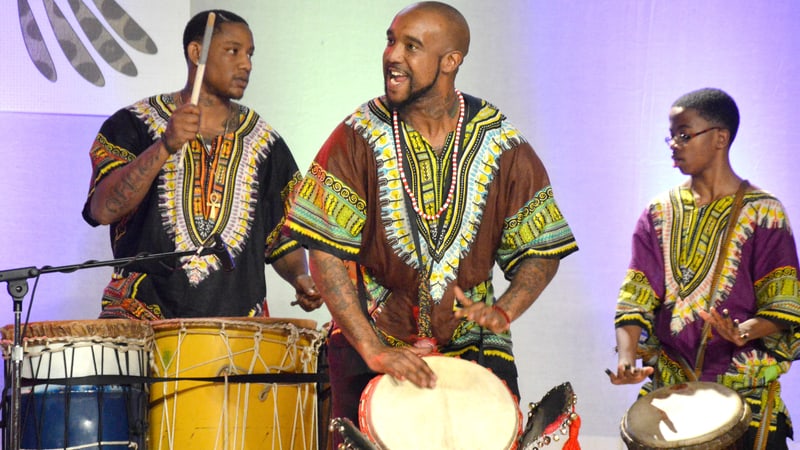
[385,67,440,111]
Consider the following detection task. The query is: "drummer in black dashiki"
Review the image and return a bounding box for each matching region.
[82,10,322,319]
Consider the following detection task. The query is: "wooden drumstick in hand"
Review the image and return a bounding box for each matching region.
[191,12,216,105]
[180,12,215,166]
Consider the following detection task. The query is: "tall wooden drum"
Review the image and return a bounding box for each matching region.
[148,317,324,450]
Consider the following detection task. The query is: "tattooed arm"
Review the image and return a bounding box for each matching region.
[455,257,560,333]
[496,257,560,322]
[88,103,200,225]
[309,249,437,388]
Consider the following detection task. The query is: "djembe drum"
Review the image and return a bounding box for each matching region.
[358,355,522,450]
[1,319,152,449]
[621,381,750,449]
[148,317,324,450]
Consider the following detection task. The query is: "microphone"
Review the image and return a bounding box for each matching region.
[212,234,236,272]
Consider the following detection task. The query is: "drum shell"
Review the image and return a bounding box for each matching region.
[620,381,750,450]
[18,384,148,449]
[148,317,324,450]
[2,319,152,450]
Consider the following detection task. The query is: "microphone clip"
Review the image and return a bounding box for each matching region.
[196,233,236,272]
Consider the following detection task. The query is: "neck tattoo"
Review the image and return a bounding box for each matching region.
[392,90,465,222]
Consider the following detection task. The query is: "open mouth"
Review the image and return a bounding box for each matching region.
[387,68,408,86]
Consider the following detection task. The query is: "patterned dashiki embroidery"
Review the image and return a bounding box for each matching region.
[86,93,301,319]
[287,93,577,356]
[615,186,800,436]
[110,95,282,282]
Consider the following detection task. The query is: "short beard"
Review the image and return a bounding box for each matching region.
[385,64,441,111]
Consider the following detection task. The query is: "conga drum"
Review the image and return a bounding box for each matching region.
[148,317,325,450]
[621,381,750,449]
[358,355,522,450]
[1,319,152,449]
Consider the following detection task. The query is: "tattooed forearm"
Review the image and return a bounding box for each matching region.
[310,250,383,352]
[105,152,160,213]
[497,257,560,321]
[310,250,359,314]
[90,141,169,224]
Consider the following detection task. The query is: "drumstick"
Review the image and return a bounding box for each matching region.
[191,12,216,105]
[179,12,215,166]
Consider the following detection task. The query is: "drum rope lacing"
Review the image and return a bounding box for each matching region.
[147,320,326,450]
[14,338,151,381]
[7,321,327,450]
[4,323,152,449]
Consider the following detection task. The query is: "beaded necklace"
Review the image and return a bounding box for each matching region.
[392,90,465,221]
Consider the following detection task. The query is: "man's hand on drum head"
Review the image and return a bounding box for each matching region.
[292,274,324,312]
[365,346,438,389]
[606,363,654,385]
[452,286,511,334]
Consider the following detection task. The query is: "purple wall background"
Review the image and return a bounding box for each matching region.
[1,1,799,447]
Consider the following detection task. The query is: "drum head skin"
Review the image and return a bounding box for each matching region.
[1,319,152,378]
[621,382,751,449]
[360,355,520,450]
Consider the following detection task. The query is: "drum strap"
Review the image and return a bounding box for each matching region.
[402,191,488,357]
[403,193,435,342]
[694,180,749,379]
[661,348,699,384]
[355,263,370,319]
[477,327,486,366]
[754,380,779,450]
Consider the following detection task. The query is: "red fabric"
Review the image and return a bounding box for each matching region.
[563,414,581,450]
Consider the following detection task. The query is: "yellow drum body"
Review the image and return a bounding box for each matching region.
[149,317,324,450]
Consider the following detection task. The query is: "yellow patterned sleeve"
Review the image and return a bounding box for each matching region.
[615,269,661,337]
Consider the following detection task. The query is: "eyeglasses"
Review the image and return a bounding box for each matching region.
[664,127,721,146]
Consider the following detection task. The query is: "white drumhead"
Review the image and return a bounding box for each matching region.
[622,381,748,448]
[2,320,152,379]
[360,355,519,450]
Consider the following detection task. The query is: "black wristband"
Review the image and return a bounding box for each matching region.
[162,138,179,155]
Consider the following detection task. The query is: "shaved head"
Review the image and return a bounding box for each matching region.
[383,1,470,109]
[398,2,470,57]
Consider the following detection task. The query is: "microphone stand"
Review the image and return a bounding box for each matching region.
[0,241,227,450]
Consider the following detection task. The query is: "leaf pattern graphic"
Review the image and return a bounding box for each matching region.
[43,0,104,86]
[91,0,157,54]
[16,0,159,86]
[17,0,57,82]
[68,0,136,76]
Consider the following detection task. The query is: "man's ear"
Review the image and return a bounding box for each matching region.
[187,41,202,66]
[716,128,731,150]
[441,50,464,74]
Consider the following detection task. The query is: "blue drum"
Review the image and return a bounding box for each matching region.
[19,384,148,449]
[2,320,153,450]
